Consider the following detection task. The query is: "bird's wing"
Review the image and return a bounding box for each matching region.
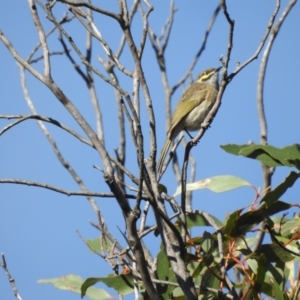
[169,83,208,132]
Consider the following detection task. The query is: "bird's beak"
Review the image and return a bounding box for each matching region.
[216,66,222,73]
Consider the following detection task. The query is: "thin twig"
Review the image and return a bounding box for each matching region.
[0,254,22,300]
[66,4,133,77]
[28,0,51,78]
[138,1,153,58]
[56,0,120,21]
[116,0,139,58]
[0,179,138,199]
[0,114,93,147]
[29,50,68,64]
[27,14,73,63]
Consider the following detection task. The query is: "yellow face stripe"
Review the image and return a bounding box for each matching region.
[201,70,215,81]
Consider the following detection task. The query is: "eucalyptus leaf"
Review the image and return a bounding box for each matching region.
[38,274,111,300]
[173,175,251,197]
[221,144,300,168]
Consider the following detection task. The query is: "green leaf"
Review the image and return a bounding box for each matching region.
[191,254,214,279]
[171,287,185,300]
[288,158,300,170]
[173,175,251,197]
[156,249,170,281]
[221,144,300,168]
[225,201,292,237]
[202,231,213,253]
[278,217,300,238]
[248,261,285,297]
[186,212,223,229]
[158,183,168,194]
[253,254,267,295]
[260,171,300,207]
[220,144,248,156]
[38,274,111,300]
[257,243,294,263]
[199,266,221,298]
[270,277,285,300]
[81,274,137,297]
[86,237,113,253]
[222,208,244,236]
[156,249,176,298]
[284,260,295,282]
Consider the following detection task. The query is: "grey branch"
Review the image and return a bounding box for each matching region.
[0,254,22,300]
[0,179,138,199]
[0,114,93,147]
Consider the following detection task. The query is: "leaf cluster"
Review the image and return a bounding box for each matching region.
[41,144,300,299]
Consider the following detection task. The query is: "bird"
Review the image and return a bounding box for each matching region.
[157,67,221,173]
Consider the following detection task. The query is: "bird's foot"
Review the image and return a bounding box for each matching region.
[184,129,194,139]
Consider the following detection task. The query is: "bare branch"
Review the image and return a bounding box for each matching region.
[28,0,51,78]
[103,68,126,191]
[46,6,137,131]
[256,0,281,192]
[257,0,296,150]
[27,14,73,63]
[148,1,176,128]
[65,4,133,77]
[116,0,139,58]
[0,114,93,147]
[59,31,105,144]
[221,0,234,71]
[2,3,132,219]
[86,4,105,145]
[19,65,104,217]
[138,1,153,58]
[161,0,176,52]
[0,30,44,82]
[118,1,156,170]
[0,179,138,199]
[45,4,159,294]
[139,201,151,233]
[56,0,120,21]
[59,33,89,83]
[29,49,68,64]
[0,254,22,300]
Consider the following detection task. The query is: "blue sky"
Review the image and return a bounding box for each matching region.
[1,1,300,299]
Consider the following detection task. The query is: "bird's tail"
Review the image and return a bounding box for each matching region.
[157,139,172,174]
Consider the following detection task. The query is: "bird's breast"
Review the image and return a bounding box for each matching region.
[183,96,216,131]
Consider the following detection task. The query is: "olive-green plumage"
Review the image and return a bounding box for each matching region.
[157,67,221,173]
